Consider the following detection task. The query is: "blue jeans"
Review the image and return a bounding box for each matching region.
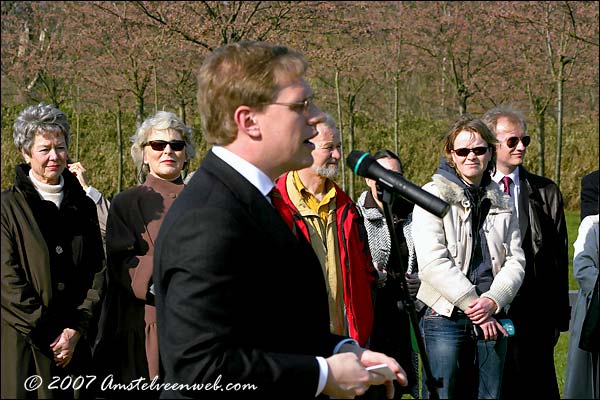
[421,308,507,399]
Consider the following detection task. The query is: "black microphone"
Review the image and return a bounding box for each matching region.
[347,150,450,218]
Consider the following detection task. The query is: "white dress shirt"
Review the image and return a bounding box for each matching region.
[212,146,274,203]
[493,168,520,218]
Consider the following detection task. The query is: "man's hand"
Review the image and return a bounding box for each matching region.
[374,262,387,288]
[324,346,408,399]
[405,272,421,298]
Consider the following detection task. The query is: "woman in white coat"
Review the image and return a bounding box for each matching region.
[564,214,599,399]
[411,114,525,399]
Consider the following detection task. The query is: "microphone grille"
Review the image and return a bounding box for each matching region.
[346,150,370,174]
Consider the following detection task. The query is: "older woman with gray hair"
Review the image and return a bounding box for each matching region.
[93,111,194,394]
[1,103,106,398]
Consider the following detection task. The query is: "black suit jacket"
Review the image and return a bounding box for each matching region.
[581,169,599,221]
[154,150,345,399]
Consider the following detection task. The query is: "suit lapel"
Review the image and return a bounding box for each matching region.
[515,168,530,235]
[202,151,300,246]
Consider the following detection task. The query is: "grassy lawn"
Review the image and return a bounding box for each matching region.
[565,209,582,292]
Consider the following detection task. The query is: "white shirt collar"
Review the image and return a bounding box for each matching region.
[211,146,275,197]
[493,168,519,187]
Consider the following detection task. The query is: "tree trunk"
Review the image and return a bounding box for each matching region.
[75,86,80,161]
[75,112,80,162]
[348,94,356,200]
[335,69,346,192]
[458,94,467,115]
[394,43,401,155]
[534,109,546,176]
[116,99,123,193]
[525,79,548,177]
[179,100,187,125]
[441,57,446,109]
[154,64,158,114]
[555,61,565,187]
[394,74,399,155]
[136,97,145,128]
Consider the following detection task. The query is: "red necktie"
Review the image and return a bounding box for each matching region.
[269,186,301,240]
[268,186,280,204]
[502,176,512,196]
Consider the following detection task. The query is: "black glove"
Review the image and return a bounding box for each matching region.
[405,272,421,298]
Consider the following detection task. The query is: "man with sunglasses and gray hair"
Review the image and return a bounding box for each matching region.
[482,106,569,400]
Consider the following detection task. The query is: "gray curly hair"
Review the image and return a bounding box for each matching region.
[13,102,70,155]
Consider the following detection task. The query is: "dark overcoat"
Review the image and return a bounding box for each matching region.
[502,166,570,400]
[1,164,105,399]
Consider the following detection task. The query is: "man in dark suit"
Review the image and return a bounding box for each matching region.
[153,41,406,399]
[581,169,599,221]
[483,106,570,399]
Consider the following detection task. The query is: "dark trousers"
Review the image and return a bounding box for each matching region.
[501,319,560,399]
[362,281,419,399]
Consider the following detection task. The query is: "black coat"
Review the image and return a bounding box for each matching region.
[1,164,105,399]
[502,166,570,400]
[581,169,599,221]
[153,150,346,399]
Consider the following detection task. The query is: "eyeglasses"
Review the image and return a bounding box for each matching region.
[504,136,531,148]
[318,144,343,153]
[452,146,489,157]
[145,140,186,152]
[268,96,314,114]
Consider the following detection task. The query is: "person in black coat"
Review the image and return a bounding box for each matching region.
[153,41,407,399]
[483,106,569,400]
[1,103,105,399]
[581,169,599,221]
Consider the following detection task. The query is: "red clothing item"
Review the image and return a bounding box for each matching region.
[274,173,376,346]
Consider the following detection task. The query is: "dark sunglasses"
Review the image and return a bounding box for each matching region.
[505,136,531,148]
[145,140,186,152]
[452,146,489,157]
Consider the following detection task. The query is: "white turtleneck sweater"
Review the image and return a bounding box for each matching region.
[29,169,64,209]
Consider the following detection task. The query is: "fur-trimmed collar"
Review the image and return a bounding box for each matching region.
[432,173,512,210]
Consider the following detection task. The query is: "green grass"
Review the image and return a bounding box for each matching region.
[555,209,582,397]
[565,209,581,291]
[555,331,570,397]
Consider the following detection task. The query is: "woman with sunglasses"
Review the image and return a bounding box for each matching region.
[94,111,195,395]
[411,114,525,399]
